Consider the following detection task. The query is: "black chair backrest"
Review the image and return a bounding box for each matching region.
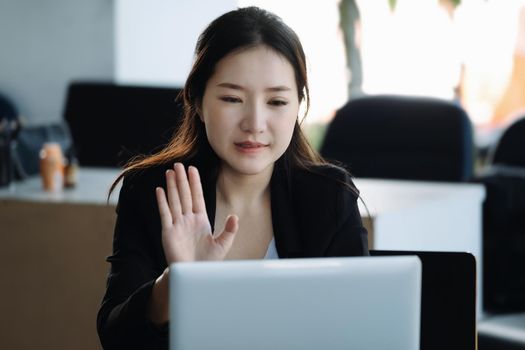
[63,81,183,167]
[320,95,474,182]
[371,250,476,350]
[492,116,525,167]
[476,115,525,312]
[0,93,19,186]
[0,92,18,121]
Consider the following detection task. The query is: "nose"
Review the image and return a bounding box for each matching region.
[240,100,267,134]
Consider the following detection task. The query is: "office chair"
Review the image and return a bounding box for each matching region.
[371,250,476,350]
[0,92,18,121]
[0,92,19,186]
[320,95,474,182]
[491,116,525,167]
[476,115,525,350]
[476,115,525,313]
[63,81,184,168]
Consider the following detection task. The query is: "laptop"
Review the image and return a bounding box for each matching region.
[169,256,421,350]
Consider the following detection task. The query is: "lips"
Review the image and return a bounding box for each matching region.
[234,141,268,148]
[233,141,269,154]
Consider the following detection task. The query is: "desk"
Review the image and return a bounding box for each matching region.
[0,168,120,350]
[355,178,485,320]
[0,168,485,349]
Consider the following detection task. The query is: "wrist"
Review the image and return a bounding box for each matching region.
[148,268,170,325]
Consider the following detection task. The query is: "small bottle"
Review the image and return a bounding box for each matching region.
[39,142,64,192]
[64,148,79,189]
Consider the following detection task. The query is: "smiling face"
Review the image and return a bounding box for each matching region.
[200,45,300,177]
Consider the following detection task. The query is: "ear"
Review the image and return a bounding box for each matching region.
[195,99,204,123]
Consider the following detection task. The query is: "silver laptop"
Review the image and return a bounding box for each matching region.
[169,256,421,350]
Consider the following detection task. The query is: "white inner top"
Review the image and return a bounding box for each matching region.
[263,238,279,259]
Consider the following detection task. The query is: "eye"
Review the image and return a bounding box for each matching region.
[220,96,242,103]
[269,99,288,107]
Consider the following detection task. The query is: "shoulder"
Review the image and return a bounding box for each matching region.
[286,163,361,227]
[121,163,170,192]
[118,163,170,204]
[116,162,173,215]
[277,164,366,257]
[291,163,359,200]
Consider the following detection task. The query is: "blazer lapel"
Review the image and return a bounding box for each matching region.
[271,167,302,258]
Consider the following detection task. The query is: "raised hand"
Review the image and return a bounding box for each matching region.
[155,163,238,263]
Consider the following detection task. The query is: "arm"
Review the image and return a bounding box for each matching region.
[97,174,169,349]
[98,164,239,349]
[147,164,239,323]
[324,176,369,257]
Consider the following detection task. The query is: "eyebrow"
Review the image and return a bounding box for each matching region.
[216,82,292,92]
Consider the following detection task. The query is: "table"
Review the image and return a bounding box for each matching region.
[0,168,485,349]
[0,168,120,350]
[355,178,485,320]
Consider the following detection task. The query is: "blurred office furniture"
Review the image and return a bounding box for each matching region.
[0,93,19,186]
[371,250,476,350]
[0,168,117,350]
[478,312,525,350]
[491,116,525,167]
[475,116,525,350]
[320,95,474,182]
[355,178,485,319]
[475,116,525,349]
[64,81,183,168]
[0,168,485,349]
[476,116,525,312]
[0,92,18,120]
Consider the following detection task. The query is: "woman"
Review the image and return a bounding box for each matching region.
[97,6,368,349]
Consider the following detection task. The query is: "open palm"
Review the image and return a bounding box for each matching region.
[155,163,238,263]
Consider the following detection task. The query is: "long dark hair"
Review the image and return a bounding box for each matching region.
[110,6,329,195]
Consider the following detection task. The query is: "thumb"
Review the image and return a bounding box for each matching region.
[215,214,238,248]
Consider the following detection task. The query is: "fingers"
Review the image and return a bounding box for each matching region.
[174,163,193,214]
[164,164,205,217]
[224,215,239,234]
[155,187,173,228]
[188,166,206,213]
[215,215,239,249]
[165,170,182,218]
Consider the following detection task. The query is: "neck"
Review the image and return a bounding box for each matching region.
[216,164,273,209]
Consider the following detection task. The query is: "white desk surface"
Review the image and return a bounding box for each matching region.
[0,167,122,205]
[354,178,485,217]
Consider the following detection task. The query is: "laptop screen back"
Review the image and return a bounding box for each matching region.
[169,256,421,350]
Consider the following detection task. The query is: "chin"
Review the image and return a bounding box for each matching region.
[225,158,275,176]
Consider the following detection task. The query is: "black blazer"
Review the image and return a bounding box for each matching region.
[97,161,369,349]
